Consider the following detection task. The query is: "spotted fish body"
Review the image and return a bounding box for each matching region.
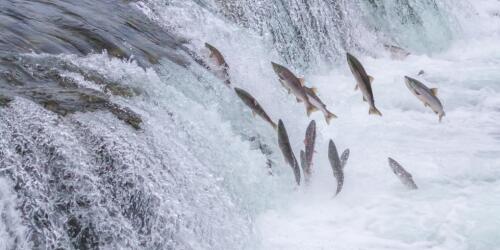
[301,120,316,183]
[328,139,344,196]
[277,120,301,185]
[388,157,418,190]
[340,149,350,169]
[234,88,277,130]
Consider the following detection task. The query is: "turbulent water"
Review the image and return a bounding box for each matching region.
[0,0,499,249]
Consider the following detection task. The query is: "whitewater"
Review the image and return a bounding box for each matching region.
[0,0,499,249]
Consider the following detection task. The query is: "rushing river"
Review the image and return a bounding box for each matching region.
[0,0,499,249]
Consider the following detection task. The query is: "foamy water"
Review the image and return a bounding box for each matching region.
[1,0,499,249]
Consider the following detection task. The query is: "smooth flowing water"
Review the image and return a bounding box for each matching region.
[0,0,499,249]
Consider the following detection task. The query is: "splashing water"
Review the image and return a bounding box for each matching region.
[1,0,499,249]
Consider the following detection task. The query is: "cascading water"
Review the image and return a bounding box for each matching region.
[1,0,500,249]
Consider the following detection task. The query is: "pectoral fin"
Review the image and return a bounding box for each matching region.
[299,78,305,86]
[363,96,367,102]
[354,84,359,91]
[296,98,303,103]
[310,87,318,94]
[368,75,374,83]
[430,88,438,96]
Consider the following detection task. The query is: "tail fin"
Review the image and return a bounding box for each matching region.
[325,111,338,125]
[438,112,445,122]
[306,104,319,117]
[369,106,382,116]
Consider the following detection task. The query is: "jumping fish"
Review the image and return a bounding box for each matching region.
[384,44,411,60]
[404,76,445,122]
[205,43,231,86]
[328,139,344,196]
[301,120,316,183]
[277,120,301,185]
[388,157,418,190]
[234,88,277,130]
[346,53,382,116]
[271,62,317,116]
[304,86,337,124]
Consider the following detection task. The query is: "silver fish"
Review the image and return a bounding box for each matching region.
[271,62,318,116]
[304,86,337,124]
[234,88,277,130]
[346,53,382,116]
[277,120,301,185]
[404,76,445,122]
[388,157,418,190]
[328,139,344,196]
[384,44,410,60]
[205,43,231,86]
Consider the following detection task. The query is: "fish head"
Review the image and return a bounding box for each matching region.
[277,119,286,137]
[271,62,285,76]
[234,87,245,98]
[307,120,316,132]
[388,157,399,172]
[346,53,365,80]
[404,76,417,90]
[205,42,215,51]
[346,53,357,68]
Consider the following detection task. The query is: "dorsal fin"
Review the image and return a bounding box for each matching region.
[430,88,438,96]
[310,87,318,94]
[368,75,374,83]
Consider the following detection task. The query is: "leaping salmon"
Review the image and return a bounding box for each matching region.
[234,87,277,130]
[271,62,318,116]
[346,53,382,116]
[277,120,301,185]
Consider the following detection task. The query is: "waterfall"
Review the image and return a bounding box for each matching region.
[1,0,499,249]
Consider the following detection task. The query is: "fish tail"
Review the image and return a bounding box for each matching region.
[439,112,445,122]
[335,180,343,196]
[294,165,301,186]
[369,106,382,116]
[325,111,338,125]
